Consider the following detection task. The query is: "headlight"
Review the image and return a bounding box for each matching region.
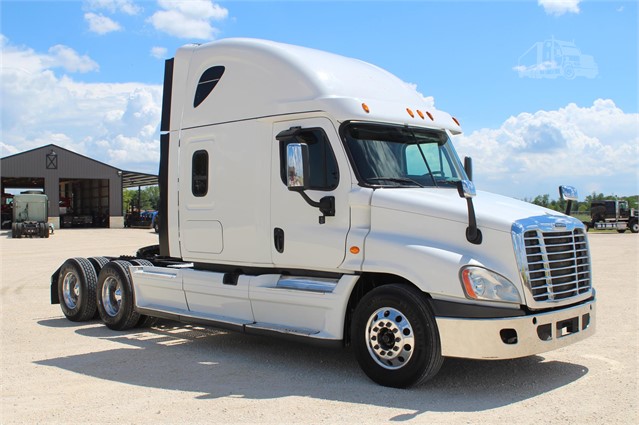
[460,266,521,304]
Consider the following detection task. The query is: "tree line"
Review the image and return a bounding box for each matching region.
[125,185,637,216]
[524,192,639,213]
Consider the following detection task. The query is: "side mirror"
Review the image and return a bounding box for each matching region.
[558,185,578,201]
[463,156,473,182]
[286,143,309,192]
[558,185,578,216]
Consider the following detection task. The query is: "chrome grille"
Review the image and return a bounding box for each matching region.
[523,228,591,302]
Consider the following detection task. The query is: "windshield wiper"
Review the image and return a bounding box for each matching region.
[367,177,425,187]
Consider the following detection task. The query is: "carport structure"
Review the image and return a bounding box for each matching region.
[1,144,157,229]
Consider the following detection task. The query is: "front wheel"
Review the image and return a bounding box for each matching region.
[351,284,443,388]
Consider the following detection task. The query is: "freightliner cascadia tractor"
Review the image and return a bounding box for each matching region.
[51,39,595,388]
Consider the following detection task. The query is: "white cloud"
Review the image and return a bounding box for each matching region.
[150,46,168,59]
[538,0,581,17]
[148,0,229,39]
[85,0,142,15]
[85,12,122,34]
[453,99,639,198]
[405,82,436,109]
[1,37,162,173]
[0,37,99,74]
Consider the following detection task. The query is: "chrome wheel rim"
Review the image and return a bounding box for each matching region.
[62,272,80,310]
[365,307,415,370]
[102,276,122,317]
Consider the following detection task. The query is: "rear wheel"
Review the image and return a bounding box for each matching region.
[351,284,443,388]
[97,260,140,330]
[57,258,98,321]
[630,220,639,234]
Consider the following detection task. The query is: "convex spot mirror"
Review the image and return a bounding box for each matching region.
[286,143,310,192]
[457,179,477,199]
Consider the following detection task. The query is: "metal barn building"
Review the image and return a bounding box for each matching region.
[1,144,157,229]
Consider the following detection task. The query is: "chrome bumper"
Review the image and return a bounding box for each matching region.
[436,299,595,360]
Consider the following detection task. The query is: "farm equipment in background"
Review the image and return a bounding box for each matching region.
[12,192,50,238]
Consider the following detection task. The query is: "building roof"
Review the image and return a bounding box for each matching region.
[1,144,158,188]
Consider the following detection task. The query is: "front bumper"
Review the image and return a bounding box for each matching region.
[436,299,595,360]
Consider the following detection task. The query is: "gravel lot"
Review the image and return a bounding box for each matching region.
[1,228,637,424]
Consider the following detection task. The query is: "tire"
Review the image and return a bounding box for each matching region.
[630,220,639,234]
[97,260,140,330]
[15,222,22,238]
[87,256,110,275]
[154,221,159,234]
[351,284,443,388]
[57,258,98,322]
[11,223,18,238]
[617,229,626,233]
[88,257,111,319]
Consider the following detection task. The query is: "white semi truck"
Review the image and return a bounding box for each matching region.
[51,39,595,388]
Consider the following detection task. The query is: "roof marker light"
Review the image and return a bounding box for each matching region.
[406,108,414,118]
[452,116,461,126]
[362,103,370,113]
[350,246,360,254]
[417,110,425,119]
[426,111,434,121]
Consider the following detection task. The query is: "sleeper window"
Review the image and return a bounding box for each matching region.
[192,150,209,197]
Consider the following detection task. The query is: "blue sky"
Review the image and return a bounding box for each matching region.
[1,0,638,199]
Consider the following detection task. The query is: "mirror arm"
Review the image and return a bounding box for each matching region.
[297,192,335,224]
[464,197,482,244]
[457,180,482,245]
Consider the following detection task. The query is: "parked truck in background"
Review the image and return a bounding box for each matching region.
[12,192,50,238]
[50,39,596,388]
[585,199,638,233]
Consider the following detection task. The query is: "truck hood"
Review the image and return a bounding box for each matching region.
[371,187,570,233]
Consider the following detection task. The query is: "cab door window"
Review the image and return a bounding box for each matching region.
[279,128,339,190]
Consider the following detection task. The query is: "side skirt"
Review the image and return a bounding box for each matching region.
[135,307,343,349]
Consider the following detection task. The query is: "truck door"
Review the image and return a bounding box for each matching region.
[270,118,351,269]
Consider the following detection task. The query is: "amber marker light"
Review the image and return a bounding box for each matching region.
[362,103,370,113]
[426,111,434,121]
[350,246,360,254]
[417,110,425,119]
[406,108,414,118]
[452,116,461,126]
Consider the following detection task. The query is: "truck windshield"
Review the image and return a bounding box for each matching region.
[343,123,468,188]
